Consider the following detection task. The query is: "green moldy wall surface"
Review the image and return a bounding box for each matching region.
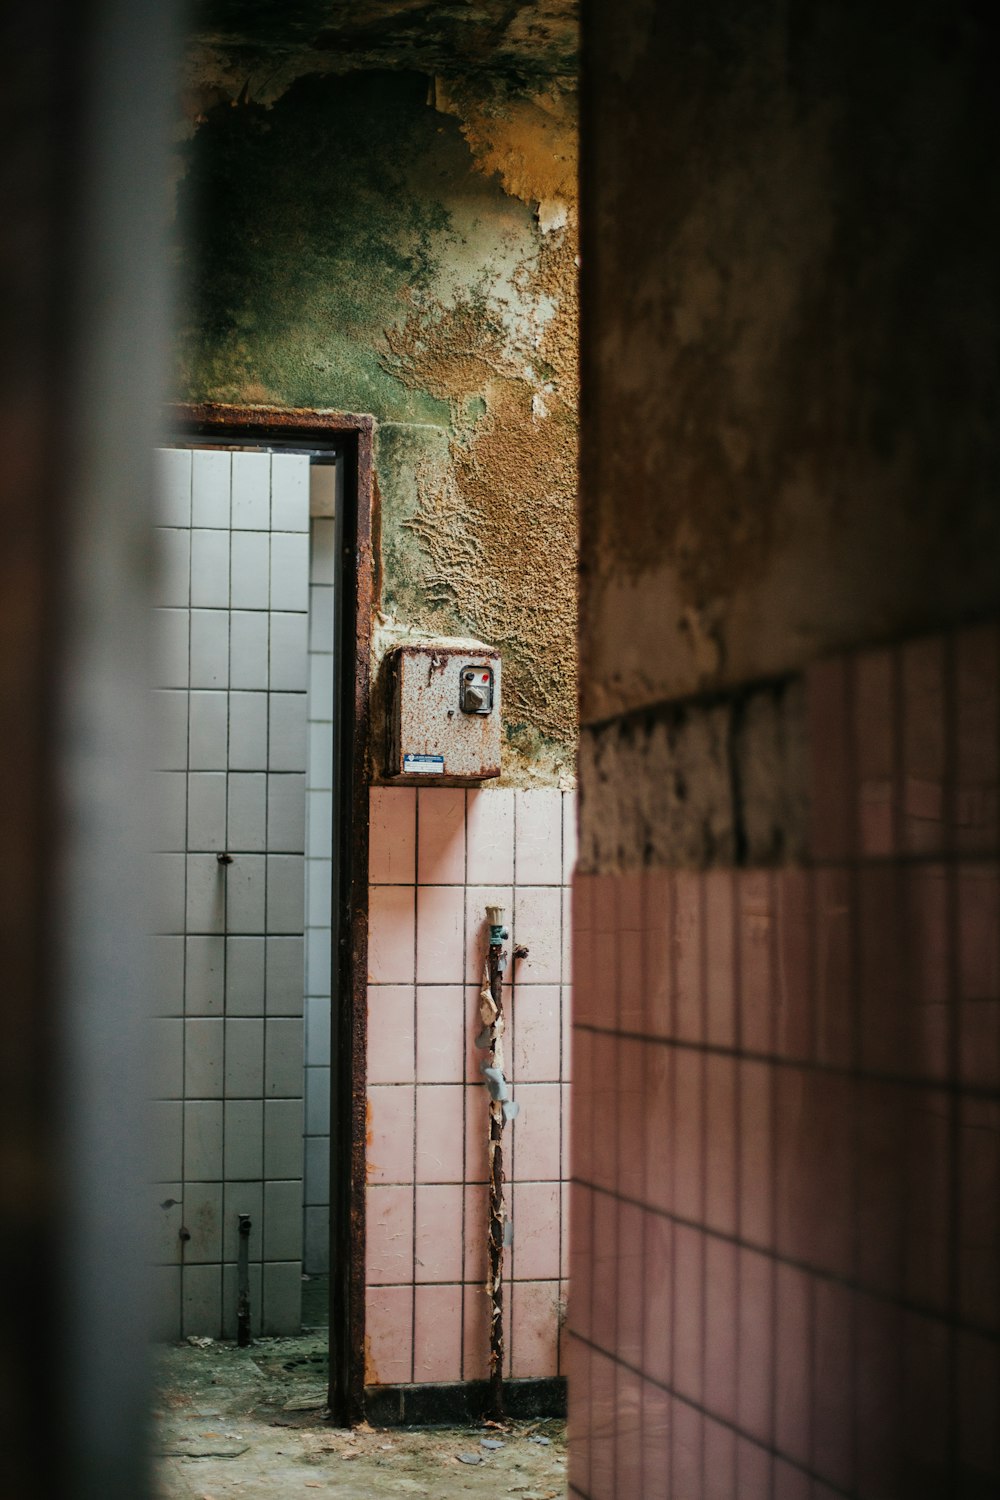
[175,69,578,785]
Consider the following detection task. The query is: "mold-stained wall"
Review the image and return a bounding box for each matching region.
[174,69,579,785]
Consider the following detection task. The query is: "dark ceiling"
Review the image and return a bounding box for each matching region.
[190,1,578,83]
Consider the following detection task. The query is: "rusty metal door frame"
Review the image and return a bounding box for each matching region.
[169,402,373,1424]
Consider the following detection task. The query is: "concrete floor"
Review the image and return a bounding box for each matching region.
[152,1336,567,1499]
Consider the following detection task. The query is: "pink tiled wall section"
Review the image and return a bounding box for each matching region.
[567,622,1000,1500]
[365,786,576,1387]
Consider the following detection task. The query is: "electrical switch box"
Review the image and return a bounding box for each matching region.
[386,642,501,783]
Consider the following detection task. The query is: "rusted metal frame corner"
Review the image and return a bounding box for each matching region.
[167,402,374,1425]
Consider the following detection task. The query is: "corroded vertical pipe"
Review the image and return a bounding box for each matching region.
[482,906,510,1422]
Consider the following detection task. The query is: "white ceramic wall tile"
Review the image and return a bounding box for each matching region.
[270,454,310,532]
[224,1100,263,1179]
[270,612,309,690]
[149,1104,182,1182]
[190,529,230,609]
[310,517,336,584]
[264,1181,304,1260]
[222,1264,263,1341]
[307,790,333,859]
[225,853,266,934]
[156,447,191,527]
[305,1066,330,1135]
[307,722,333,789]
[513,885,563,983]
[231,450,270,529]
[153,854,185,935]
[154,608,190,690]
[191,449,230,528]
[183,1182,224,1262]
[266,855,305,934]
[306,858,333,928]
[186,853,226,935]
[184,1018,224,1098]
[185,935,225,1016]
[515,789,564,886]
[307,651,334,720]
[229,691,268,771]
[182,1264,222,1338]
[265,1019,304,1098]
[230,530,270,610]
[153,690,189,770]
[306,929,331,997]
[224,1018,264,1097]
[149,1184,183,1261]
[184,1100,223,1180]
[188,691,228,770]
[230,610,269,690]
[189,609,230,689]
[269,692,307,772]
[187,772,227,852]
[154,772,187,852]
[150,1018,183,1098]
[308,584,335,652]
[227,772,267,852]
[266,937,304,1015]
[467,789,515,883]
[225,936,265,1015]
[270,532,309,611]
[304,1138,330,1204]
[152,935,185,1017]
[262,1262,301,1335]
[305,997,330,1067]
[304,1208,329,1273]
[222,1182,263,1260]
[562,791,578,882]
[267,774,306,852]
[265,1099,304,1179]
[309,461,337,520]
[155,528,191,608]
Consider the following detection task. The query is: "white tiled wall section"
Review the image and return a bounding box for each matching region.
[364,785,576,1386]
[303,511,336,1272]
[150,447,310,1340]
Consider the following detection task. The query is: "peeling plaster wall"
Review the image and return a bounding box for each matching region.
[174,69,578,785]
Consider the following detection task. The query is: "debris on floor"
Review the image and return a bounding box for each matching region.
[153,1336,566,1499]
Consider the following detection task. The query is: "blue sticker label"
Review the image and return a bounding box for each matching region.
[404,754,445,775]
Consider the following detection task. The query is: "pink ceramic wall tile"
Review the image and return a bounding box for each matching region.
[511,1179,560,1281]
[643,1042,671,1215]
[572,876,594,1011]
[641,1379,671,1500]
[854,1081,905,1294]
[806,655,854,862]
[671,1046,704,1223]
[466,788,514,883]
[854,647,897,857]
[568,1182,592,1344]
[464,983,500,1084]
[511,1280,561,1379]
[365,1285,413,1384]
[774,867,813,1063]
[366,1184,414,1284]
[566,1336,591,1498]
[703,1419,737,1499]
[673,870,703,1041]
[464,884,513,983]
[739,869,775,1055]
[416,787,466,884]
[903,1089,951,1312]
[773,1458,811,1500]
[513,885,563,983]
[464,1084,490,1185]
[369,787,416,884]
[561,986,572,1077]
[590,1188,618,1356]
[561,1081,571,1182]
[366,1085,415,1185]
[813,865,854,1068]
[776,1068,854,1278]
[955,624,1000,853]
[858,864,908,1075]
[590,1032,618,1193]
[414,1182,463,1283]
[704,868,736,1048]
[704,1052,737,1236]
[415,984,465,1083]
[366,985,416,1084]
[368,885,415,984]
[616,1037,646,1203]
[774,1262,812,1467]
[618,870,645,1032]
[562,790,578,883]
[512,983,560,1081]
[737,1246,775,1446]
[513,1082,562,1181]
[643,1210,672,1387]
[958,862,1000,1000]
[560,1179,570,1280]
[737,1437,773,1500]
[615,1198,645,1368]
[739,1059,774,1249]
[704,1235,738,1424]
[515,788,563,885]
[642,869,673,1038]
[416,884,465,984]
[671,1223,704,1406]
[561,885,572,984]
[615,1364,644,1497]
[463,1182,488,1282]
[462,1282,490,1380]
[901,636,947,855]
[901,1313,949,1481]
[413,1283,462,1382]
[670,1403,703,1500]
[856,1296,904,1499]
[415,1083,464,1182]
[811,1280,855,1491]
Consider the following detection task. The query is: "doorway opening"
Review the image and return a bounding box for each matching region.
[155,405,373,1423]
